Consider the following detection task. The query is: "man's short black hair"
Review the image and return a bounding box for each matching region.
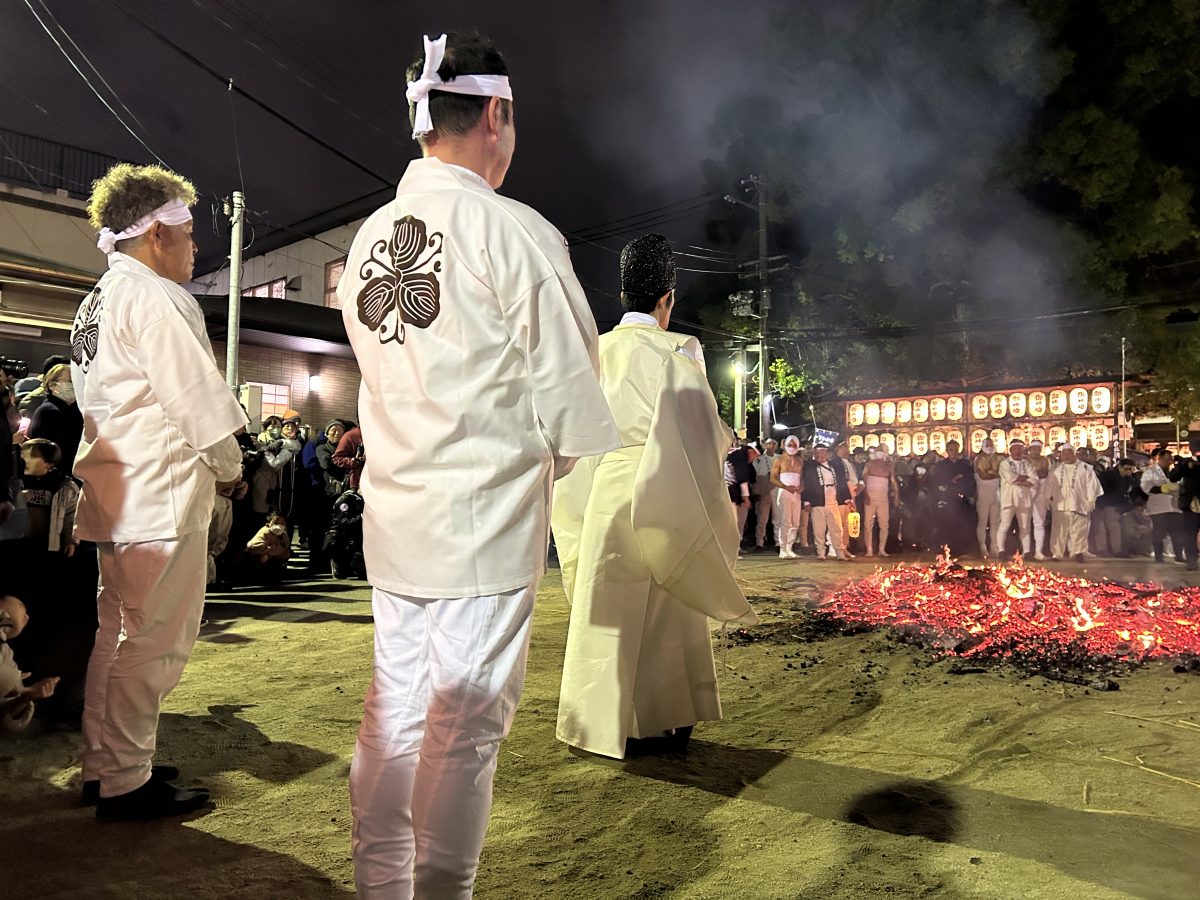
[407,32,510,144]
[621,290,668,316]
[43,355,69,375]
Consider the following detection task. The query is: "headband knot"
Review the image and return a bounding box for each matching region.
[405,34,513,140]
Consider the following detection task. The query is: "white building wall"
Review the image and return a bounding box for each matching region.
[187,219,365,307]
[0,183,103,275]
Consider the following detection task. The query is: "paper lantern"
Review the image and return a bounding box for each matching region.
[971,394,990,420]
[947,429,964,449]
[930,397,947,421]
[897,400,913,424]
[895,431,912,456]
[865,432,881,448]
[970,428,988,454]
[929,431,947,454]
[1009,427,1026,448]
[865,402,881,425]
[912,431,929,456]
[1030,425,1046,445]
[848,403,865,427]
[912,399,929,423]
[1070,388,1089,415]
[1068,425,1087,448]
[880,432,896,454]
[1049,425,1067,447]
[1049,390,1068,416]
[1027,391,1047,417]
[1008,392,1026,418]
[989,394,1007,419]
[946,396,964,421]
[1091,386,1112,414]
[880,400,897,425]
[990,428,1008,453]
[1089,423,1110,451]
[849,434,864,450]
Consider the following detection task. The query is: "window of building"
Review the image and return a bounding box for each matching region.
[245,277,287,299]
[324,257,346,309]
[249,382,291,420]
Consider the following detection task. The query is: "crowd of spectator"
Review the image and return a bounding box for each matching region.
[727,435,1200,569]
[1,354,365,735]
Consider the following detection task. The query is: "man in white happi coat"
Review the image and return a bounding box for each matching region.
[1028,440,1052,560]
[338,33,619,899]
[1048,445,1103,561]
[995,439,1036,558]
[553,235,754,760]
[73,164,247,820]
[974,439,1002,557]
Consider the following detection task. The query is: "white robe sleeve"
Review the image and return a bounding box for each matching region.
[199,435,243,483]
[132,298,247,451]
[499,274,619,461]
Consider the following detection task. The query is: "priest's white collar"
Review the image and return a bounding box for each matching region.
[445,162,494,192]
[619,311,659,328]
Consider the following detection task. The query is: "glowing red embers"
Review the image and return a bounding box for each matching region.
[821,552,1200,662]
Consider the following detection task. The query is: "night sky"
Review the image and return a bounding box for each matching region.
[1,0,787,325]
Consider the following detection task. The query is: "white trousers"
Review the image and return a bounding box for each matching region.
[1051,510,1091,558]
[1031,494,1051,556]
[864,488,890,554]
[350,584,536,900]
[995,506,1033,558]
[976,481,1000,553]
[810,506,843,558]
[82,530,207,797]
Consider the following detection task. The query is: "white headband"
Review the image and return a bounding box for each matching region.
[97,198,192,255]
[405,33,513,140]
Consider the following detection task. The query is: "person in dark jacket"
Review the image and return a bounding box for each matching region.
[725,434,753,547]
[930,440,975,556]
[802,444,853,560]
[302,418,352,574]
[1095,458,1136,556]
[332,426,365,491]
[1168,450,1200,571]
[27,364,83,476]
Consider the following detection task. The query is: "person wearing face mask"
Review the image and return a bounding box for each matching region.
[862,447,898,557]
[771,435,805,558]
[996,439,1036,558]
[974,439,1002,557]
[802,444,853,559]
[751,438,777,552]
[27,364,84,476]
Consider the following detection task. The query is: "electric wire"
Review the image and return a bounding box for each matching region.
[22,0,172,169]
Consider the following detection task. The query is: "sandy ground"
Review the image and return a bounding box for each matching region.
[3,553,1199,899]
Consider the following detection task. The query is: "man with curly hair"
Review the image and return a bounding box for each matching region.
[72,163,248,821]
[338,31,618,898]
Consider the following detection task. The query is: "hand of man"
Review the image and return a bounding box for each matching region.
[267,440,284,454]
[740,498,751,509]
[63,542,77,558]
[23,676,59,700]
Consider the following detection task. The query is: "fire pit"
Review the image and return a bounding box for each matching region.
[820,553,1200,673]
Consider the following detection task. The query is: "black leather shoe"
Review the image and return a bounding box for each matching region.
[96,778,211,822]
[82,765,182,806]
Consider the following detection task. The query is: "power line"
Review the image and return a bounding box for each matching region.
[23,0,172,169]
[0,132,103,248]
[566,192,717,239]
[108,0,394,187]
[192,0,407,148]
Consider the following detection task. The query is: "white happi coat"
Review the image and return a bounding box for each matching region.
[1049,462,1103,514]
[70,253,246,542]
[337,158,619,597]
[552,321,755,758]
[998,457,1036,510]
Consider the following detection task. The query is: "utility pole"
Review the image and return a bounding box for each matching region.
[732,348,747,435]
[724,176,771,440]
[753,175,770,443]
[225,190,244,389]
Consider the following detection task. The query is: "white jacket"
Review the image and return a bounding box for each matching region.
[339,158,619,596]
[70,253,247,542]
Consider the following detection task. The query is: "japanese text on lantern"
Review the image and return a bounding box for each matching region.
[848,403,864,426]
[1028,391,1047,417]
[1008,392,1026,417]
[912,399,929,423]
[946,396,964,421]
[971,394,989,420]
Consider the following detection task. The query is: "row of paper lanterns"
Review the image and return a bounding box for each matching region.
[847,422,1112,456]
[847,386,1113,427]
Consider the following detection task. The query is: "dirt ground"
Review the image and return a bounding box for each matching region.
[3,554,1199,899]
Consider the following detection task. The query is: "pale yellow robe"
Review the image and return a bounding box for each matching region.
[553,323,755,759]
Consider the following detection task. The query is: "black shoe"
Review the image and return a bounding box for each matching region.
[1188,563,1199,572]
[82,765,182,806]
[96,778,211,822]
